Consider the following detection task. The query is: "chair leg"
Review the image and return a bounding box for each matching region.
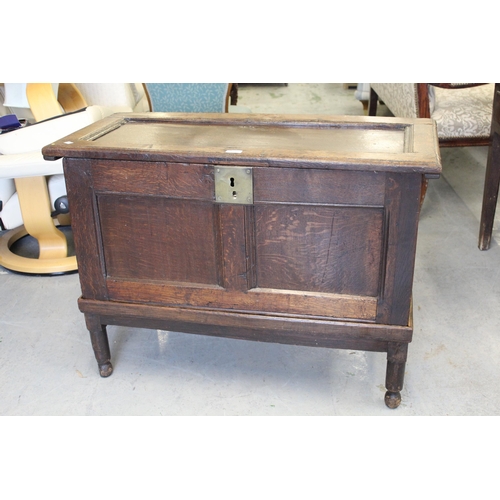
[420,176,429,207]
[229,83,238,106]
[479,84,500,250]
[368,87,378,116]
[479,134,500,250]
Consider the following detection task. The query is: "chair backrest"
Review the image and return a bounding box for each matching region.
[75,83,150,112]
[26,83,88,121]
[370,83,419,119]
[144,83,230,112]
[25,83,66,121]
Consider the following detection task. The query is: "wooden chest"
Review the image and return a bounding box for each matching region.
[43,112,441,408]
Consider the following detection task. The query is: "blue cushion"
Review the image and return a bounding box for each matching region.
[145,83,229,113]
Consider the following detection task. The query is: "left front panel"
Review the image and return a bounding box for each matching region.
[63,158,222,302]
[97,195,218,285]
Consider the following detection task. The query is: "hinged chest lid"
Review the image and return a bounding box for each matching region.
[42,112,441,174]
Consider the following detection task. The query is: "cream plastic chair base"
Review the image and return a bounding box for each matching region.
[0,225,77,274]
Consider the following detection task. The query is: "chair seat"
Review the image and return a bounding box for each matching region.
[433,84,495,140]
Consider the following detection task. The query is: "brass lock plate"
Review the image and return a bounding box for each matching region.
[215,166,253,205]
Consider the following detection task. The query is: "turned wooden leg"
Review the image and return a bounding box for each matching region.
[85,314,113,377]
[385,342,408,409]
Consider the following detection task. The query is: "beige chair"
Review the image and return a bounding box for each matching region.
[2,83,87,123]
[369,83,497,249]
[0,105,123,273]
[0,82,144,274]
[75,83,150,113]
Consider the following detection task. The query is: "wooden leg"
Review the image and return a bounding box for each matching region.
[384,342,408,409]
[479,134,500,249]
[420,175,429,207]
[229,83,238,106]
[368,87,378,116]
[479,84,500,250]
[85,314,113,377]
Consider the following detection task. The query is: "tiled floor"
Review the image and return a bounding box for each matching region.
[1,83,500,416]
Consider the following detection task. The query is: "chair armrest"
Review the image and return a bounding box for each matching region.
[0,151,63,179]
[0,105,119,154]
[429,83,487,89]
[370,83,419,118]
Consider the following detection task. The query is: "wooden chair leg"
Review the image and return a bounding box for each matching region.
[229,83,238,106]
[479,135,500,250]
[479,84,500,250]
[420,176,429,207]
[368,87,378,116]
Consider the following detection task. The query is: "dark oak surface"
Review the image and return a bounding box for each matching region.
[44,113,441,172]
[43,113,441,408]
[479,84,500,249]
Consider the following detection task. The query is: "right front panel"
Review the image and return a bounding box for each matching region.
[254,203,384,297]
[251,166,421,326]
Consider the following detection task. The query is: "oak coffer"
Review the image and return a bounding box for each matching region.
[43,112,441,408]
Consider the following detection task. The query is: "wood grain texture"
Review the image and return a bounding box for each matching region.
[376,172,422,325]
[253,167,385,205]
[98,195,219,284]
[43,113,442,174]
[79,298,412,344]
[105,280,378,321]
[218,204,250,290]
[63,158,108,300]
[92,160,214,200]
[479,83,500,249]
[45,113,441,405]
[254,204,384,297]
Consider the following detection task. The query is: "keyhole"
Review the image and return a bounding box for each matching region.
[230,177,235,187]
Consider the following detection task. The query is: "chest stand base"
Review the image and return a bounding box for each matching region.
[82,310,409,409]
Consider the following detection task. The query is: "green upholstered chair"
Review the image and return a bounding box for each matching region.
[144,83,239,113]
